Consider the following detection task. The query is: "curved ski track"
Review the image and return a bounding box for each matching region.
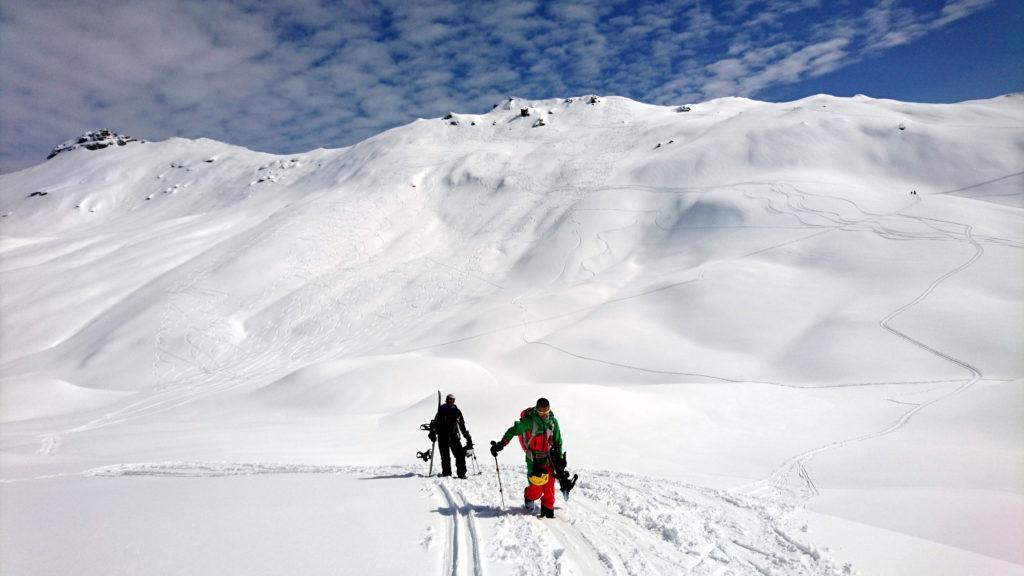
[20,100,1015,574]
[497,179,997,552]
[741,215,987,508]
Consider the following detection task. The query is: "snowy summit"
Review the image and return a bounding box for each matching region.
[1,94,1022,576]
[45,129,143,160]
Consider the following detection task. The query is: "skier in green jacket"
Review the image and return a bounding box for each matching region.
[489,397,573,518]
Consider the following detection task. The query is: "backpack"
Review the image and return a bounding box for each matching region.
[517,407,554,461]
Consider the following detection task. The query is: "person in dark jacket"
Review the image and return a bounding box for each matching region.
[429,393,473,478]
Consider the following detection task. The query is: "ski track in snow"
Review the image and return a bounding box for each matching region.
[351,173,1019,397]
[740,214,986,509]
[66,173,989,550]
[15,193,991,575]
[437,482,484,576]
[32,174,463,452]
[438,482,460,576]
[406,179,997,390]
[79,461,849,575]
[38,119,642,452]
[497,178,995,551]
[453,487,484,576]
[11,99,1016,574]
[526,179,992,519]
[507,182,989,393]
[20,174,997,574]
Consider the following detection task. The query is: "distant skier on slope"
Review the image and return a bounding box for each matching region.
[489,397,572,518]
[429,393,473,478]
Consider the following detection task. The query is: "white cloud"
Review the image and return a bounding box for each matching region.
[934,0,994,28]
[743,37,851,92]
[862,0,995,51]
[0,0,999,172]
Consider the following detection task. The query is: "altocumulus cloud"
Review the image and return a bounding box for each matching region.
[0,0,994,172]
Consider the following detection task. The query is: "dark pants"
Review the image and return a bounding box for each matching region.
[437,435,466,477]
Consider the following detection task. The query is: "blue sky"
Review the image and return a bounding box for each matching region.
[1,0,1020,173]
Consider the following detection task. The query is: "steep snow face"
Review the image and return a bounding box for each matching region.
[2,94,1020,391]
[1,94,1022,574]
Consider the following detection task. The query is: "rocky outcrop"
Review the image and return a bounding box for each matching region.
[47,130,143,160]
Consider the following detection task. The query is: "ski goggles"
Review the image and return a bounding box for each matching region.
[528,473,549,486]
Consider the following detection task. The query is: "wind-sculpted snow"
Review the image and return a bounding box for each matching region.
[1,93,1022,575]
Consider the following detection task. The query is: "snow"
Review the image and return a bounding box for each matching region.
[1,470,436,576]
[1,93,1022,575]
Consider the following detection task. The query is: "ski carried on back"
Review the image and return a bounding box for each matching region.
[416,390,442,477]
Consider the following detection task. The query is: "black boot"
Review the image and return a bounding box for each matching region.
[540,506,554,519]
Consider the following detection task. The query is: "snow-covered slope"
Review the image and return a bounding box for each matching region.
[1,94,1022,575]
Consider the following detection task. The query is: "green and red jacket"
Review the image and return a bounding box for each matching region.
[500,407,564,476]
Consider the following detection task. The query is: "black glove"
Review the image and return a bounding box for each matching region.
[464,438,474,451]
[489,440,504,457]
[428,431,436,442]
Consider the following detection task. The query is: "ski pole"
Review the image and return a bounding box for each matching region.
[490,441,506,509]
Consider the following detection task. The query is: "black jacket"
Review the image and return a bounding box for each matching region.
[432,404,472,444]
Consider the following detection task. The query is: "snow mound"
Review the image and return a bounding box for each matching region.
[0,376,129,424]
[247,355,497,415]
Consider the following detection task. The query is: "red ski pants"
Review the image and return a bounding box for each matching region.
[524,475,556,510]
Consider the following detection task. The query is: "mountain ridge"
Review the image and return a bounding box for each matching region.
[1,92,1021,573]
[0,89,1020,406]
